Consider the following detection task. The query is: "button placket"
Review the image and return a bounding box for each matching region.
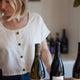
[16,31,26,72]
[16,31,22,55]
[20,60,26,73]
[20,60,26,71]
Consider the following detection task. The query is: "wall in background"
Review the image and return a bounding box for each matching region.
[28,0,80,56]
[68,0,80,56]
[28,0,69,39]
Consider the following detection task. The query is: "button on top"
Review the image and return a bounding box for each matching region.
[16,32,19,35]
[23,69,25,71]
[20,56,23,58]
[18,43,21,46]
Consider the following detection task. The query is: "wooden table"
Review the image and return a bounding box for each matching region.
[64,78,72,80]
[47,78,72,80]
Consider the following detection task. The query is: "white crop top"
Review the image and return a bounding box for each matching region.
[0,12,50,76]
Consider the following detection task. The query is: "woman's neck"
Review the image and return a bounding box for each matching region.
[1,13,29,30]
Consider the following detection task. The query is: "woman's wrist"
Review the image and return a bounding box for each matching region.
[46,63,51,74]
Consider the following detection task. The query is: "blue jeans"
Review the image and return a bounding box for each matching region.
[3,72,30,80]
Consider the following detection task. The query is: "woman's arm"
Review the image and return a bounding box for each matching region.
[41,39,52,74]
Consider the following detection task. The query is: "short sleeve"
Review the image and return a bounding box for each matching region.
[40,16,50,42]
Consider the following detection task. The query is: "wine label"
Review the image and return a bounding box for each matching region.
[62,45,67,52]
[72,78,80,80]
[52,76,64,80]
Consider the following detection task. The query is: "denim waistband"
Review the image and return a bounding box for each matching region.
[3,72,30,80]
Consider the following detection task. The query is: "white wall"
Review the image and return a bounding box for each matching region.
[28,0,80,56]
[68,0,80,56]
[28,0,80,78]
[28,0,69,39]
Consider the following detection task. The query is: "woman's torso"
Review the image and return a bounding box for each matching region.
[0,12,42,76]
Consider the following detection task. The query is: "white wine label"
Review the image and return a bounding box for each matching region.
[52,76,64,80]
[73,78,80,80]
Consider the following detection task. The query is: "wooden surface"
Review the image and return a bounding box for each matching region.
[47,78,72,80]
[64,78,72,80]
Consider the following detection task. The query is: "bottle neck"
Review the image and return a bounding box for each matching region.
[77,42,80,57]
[56,33,59,42]
[35,44,41,57]
[35,52,40,57]
[0,69,2,79]
[63,29,66,37]
[55,42,61,57]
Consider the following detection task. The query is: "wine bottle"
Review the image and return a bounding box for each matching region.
[55,32,60,42]
[72,42,80,79]
[0,69,2,80]
[46,37,50,48]
[61,29,68,53]
[50,42,64,80]
[30,43,45,80]
[50,37,55,54]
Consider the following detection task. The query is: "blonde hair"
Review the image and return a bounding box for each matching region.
[0,0,28,21]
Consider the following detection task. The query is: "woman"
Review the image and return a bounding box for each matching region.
[0,0,52,80]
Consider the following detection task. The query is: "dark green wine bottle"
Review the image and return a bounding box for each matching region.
[72,42,80,79]
[61,29,68,53]
[50,42,64,80]
[30,43,45,80]
[0,69,2,80]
